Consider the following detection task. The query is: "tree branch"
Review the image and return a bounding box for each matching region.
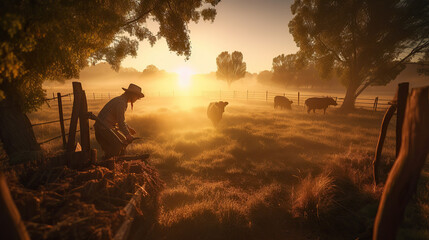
[315,35,346,63]
[121,8,154,27]
[355,40,429,98]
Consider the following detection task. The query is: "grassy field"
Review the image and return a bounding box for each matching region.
[27,96,429,240]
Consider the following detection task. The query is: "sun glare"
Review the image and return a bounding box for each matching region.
[176,66,194,89]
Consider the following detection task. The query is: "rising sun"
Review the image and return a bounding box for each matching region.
[176,66,194,89]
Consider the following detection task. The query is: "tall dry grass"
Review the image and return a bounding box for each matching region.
[23,96,429,239]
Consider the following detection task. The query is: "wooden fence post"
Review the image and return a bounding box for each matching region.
[373,97,379,111]
[79,90,90,157]
[298,92,300,106]
[57,93,66,149]
[66,82,82,152]
[93,93,95,100]
[396,82,409,157]
[373,104,397,185]
[373,86,429,240]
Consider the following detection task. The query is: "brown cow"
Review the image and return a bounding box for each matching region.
[305,97,337,114]
[207,101,229,126]
[274,96,293,110]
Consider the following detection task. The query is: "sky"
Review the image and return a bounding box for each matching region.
[121,0,298,74]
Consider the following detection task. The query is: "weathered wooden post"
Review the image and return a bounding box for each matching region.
[373,86,429,240]
[66,82,82,152]
[373,83,409,185]
[373,104,397,185]
[93,92,95,100]
[57,93,66,149]
[79,90,90,158]
[373,97,379,111]
[396,82,409,157]
[66,82,91,169]
[298,92,300,106]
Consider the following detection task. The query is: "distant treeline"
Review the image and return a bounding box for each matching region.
[256,63,428,90]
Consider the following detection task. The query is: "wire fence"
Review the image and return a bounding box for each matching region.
[200,90,391,111]
[35,90,393,146]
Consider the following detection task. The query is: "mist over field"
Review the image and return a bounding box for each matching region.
[27,90,429,239]
[42,63,428,100]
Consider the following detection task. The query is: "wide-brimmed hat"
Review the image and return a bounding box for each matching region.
[122,83,144,98]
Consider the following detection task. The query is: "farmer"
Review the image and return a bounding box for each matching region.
[94,83,144,159]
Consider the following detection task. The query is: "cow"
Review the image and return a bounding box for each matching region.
[305,97,337,114]
[207,101,229,126]
[274,96,293,110]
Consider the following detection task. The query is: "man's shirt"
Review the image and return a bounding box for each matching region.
[96,94,130,136]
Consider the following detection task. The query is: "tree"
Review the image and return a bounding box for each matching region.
[142,65,160,75]
[0,0,220,163]
[257,70,273,85]
[272,54,300,87]
[289,0,429,111]
[272,54,326,88]
[216,51,247,86]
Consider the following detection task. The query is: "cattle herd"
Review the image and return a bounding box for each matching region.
[207,96,337,126]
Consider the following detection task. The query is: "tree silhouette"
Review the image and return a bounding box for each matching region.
[143,65,160,75]
[216,51,247,86]
[0,0,220,163]
[272,54,299,88]
[289,0,429,111]
[272,54,324,88]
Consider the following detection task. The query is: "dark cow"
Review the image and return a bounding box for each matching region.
[305,97,337,114]
[207,101,229,126]
[274,96,293,110]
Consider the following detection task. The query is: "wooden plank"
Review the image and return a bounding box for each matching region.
[373,86,429,240]
[0,175,31,240]
[79,90,90,155]
[373,105,397,185]
[395,82,409,157]
[66,82,82,152]
[57,92,67,149]
[113,186,148,240]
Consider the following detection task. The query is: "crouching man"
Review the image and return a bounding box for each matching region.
[94,83,144,159]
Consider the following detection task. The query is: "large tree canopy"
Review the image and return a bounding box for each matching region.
[216,51,247,86]
[289,0,429,111]
[0,0,220,163]
[0,0,220,112]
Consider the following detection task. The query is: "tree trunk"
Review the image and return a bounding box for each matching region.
[0,98,42,164]
[340,84,359,112]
